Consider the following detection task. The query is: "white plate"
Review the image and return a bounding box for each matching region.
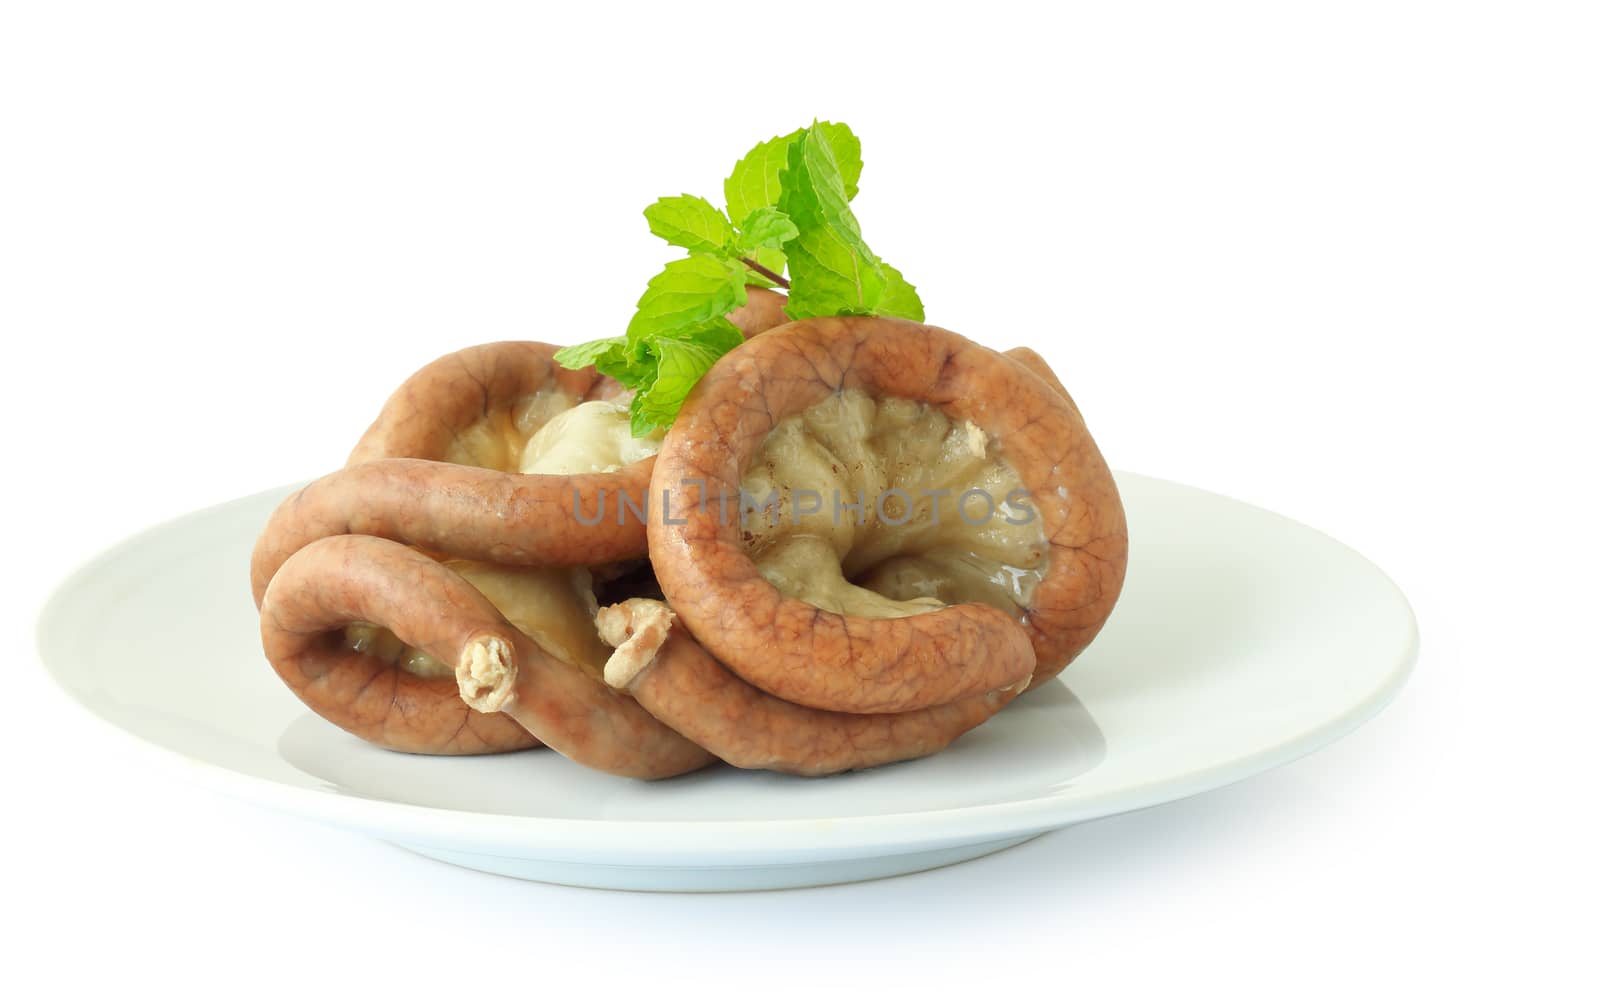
[37,473,1416,892]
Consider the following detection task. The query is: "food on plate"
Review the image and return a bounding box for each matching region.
[251,121,1128,777]
[596,598,1026,775]
[343,340,657,566]
[250,304,791,756]
[647,317,1126,715]
[261,536,713,775]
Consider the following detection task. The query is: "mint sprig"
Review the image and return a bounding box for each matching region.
[554,121,923,434]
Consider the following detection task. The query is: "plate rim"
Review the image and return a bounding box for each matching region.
[35,471,1419,864]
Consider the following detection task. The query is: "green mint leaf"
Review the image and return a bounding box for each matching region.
[629,403,660,438]
[812,121,862,201]
[627,318,742,435]
[777,125,861,236]
[736,207,799,252]
[594,346,656,389]
[664,314,745,355]
[643,194,734,256]
[553,336,626,371]
[778,126,885,317]
[625,254,749,339]
[781,229,885,318]
[875,262,925,322]
[724,129,802,226]
[558,329,654,388]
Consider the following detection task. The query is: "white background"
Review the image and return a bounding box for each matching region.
[3,2,1595,1001]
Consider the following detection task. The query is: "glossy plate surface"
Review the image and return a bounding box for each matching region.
[37,473,1417,891]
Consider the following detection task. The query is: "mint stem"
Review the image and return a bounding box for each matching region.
[740,257,790,289]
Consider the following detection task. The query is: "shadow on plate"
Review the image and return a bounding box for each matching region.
[277,677,1107,821]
